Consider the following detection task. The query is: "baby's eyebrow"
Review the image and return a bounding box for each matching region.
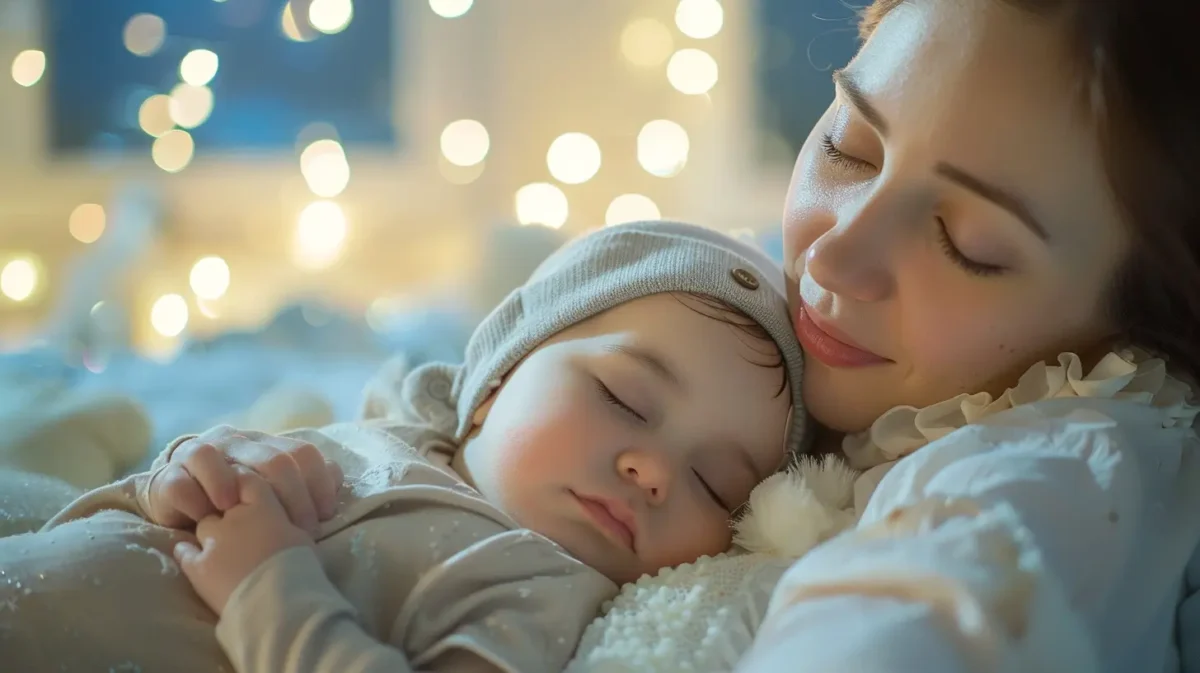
[602,343,684,390]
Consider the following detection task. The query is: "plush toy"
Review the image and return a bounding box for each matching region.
[566,454,859,673]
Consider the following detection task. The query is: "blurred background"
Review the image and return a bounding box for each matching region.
[0,0,859,475]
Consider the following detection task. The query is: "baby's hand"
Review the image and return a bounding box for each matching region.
[173,468,313,616]
[147,425,343,534]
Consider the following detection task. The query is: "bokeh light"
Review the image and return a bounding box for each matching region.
[179,49,219,87]
[637,120,690,178]
[124,14,167,57]
[309,0,354,34]
[440,120,489,167]
[11,50,46,87]
[429,0,474,19]
[152,129,195,173]
[293,201,348,270]
[0,257,39,302]
[667,48,719,95]
[546,133,602,185]
[300,139,351,197]
[620,18,673,68]
[150,294,189,337]
[675,0,724,39]
[138,94,174,137]
[189,256,231,300]
[281,3,316,42]
[69,203,106,244]
[168,84,214,129]
[606,194,661,226]
[515,183,569,229]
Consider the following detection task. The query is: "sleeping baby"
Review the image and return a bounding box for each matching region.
[0,221,809,672]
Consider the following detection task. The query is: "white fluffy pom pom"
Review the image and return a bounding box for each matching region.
[733,454,857,558]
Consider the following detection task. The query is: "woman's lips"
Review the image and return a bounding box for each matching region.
[794,302,891,368]
[574,493,636,551]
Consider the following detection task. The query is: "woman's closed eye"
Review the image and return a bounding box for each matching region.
[820,133,877,172]
[594,378,647,423]
[936,218,1007,277]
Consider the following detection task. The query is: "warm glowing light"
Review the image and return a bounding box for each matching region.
[620,18,673,68]
[637,120,690,178]
[429,0,474,18]
[293,201,348,270]
[674,0,724,39]
[138,94,174,137]
[168,84,214,129]
[152,129,195,173]
[309,0,354,34]
[515,183,569,229]
[179,49,219,87]
[605,194,661,226]
[0,258,38,302]
[280,3,315,42]
[300,139,350,198]
[124,14,167,57]
[440,120,490,167]
[69,204,106,244]
[546,133,602,185]
[189,256,231,300]
[11,50,45,87]
[150,294,189,337]
[667,48,718,95]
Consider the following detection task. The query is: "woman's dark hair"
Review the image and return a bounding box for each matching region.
[862,0,1200,381]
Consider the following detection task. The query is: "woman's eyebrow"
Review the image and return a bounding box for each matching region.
[833,68,889,137]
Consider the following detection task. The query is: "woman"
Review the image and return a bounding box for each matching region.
[738,0,1200,671]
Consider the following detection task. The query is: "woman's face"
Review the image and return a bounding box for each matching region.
[783,0,1130,433]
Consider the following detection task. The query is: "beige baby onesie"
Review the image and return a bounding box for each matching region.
[0,419,615,673]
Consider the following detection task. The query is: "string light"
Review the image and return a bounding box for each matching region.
[179,49,219,87]
[281,3,316,42]
[150,294,189,337]
[189,256,231,300]
[0,257,39,302]
[606,194,661,226]
[293,201,348,270]
[637,120,690,178]
[667,48,718,95]
[674,0,724,40]
[309,0,354,34]
[440,120,489,167]
[620,19,674,68]
[299,139,351,198]
[69,203,106,244]
[10,50,46,87]
[168,84,214,129]
[138,94,174,137]
[515,183,569,229]
[546,133,602,185]
[124,14,166,57]
[429,0,474,19]
[152,129,195,173]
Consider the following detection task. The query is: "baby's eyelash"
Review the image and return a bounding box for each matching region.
[594,378,646,423]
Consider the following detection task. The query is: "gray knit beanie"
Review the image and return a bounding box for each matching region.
[447,220,807,456]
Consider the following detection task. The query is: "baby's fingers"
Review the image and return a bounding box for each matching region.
[181,441,240,511]
[150,464,217,527]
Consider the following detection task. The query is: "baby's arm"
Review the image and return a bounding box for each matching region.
[205,516,612,673]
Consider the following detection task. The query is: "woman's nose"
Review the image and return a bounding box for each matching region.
[803,196,898,303]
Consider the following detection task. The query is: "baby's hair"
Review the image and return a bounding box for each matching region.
[672,292,789,398]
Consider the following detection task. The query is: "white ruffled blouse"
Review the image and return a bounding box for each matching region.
[738,351,1200,673]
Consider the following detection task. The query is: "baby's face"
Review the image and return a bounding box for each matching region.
[456,293,792,584]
